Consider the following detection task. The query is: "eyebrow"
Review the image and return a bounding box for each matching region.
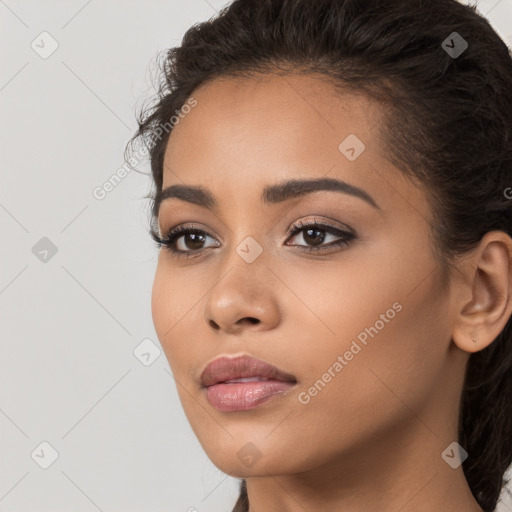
[153,177,381,217]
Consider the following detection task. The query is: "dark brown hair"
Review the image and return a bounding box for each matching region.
[125,0,512,510]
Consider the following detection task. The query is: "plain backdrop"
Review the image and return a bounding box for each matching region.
[1,1,511,511]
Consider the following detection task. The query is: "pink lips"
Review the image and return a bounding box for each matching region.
[200,354,297,412]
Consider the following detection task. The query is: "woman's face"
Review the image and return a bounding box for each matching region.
[151,73,465,478]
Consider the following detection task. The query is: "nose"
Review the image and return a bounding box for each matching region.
[204,262,280,335]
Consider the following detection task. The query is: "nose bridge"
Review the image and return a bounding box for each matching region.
[220,203,268,271]
[218,229,268,298]
[203,229,280,332]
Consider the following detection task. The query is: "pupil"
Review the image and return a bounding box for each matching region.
[186,233,205,250]
[304,228,325,246]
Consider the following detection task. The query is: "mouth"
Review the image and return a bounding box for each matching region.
[200,354,297,412]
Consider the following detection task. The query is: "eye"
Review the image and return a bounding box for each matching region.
[285,218,355,253]
[151,217,355,259]
[151,224,219,259]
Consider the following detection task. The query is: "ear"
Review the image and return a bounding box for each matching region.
[451,230,512,354]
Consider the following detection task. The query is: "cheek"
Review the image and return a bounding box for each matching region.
[151,265,169,343]
[285,242,448,409]
[151,263,189,373]
[293,259,449,431]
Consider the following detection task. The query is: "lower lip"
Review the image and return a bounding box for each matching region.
[205,380,296,412]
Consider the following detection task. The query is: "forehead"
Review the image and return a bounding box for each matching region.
[166,73,379,161]
[160,72,429,222]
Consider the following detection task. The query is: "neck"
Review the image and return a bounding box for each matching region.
[245,413,482,512]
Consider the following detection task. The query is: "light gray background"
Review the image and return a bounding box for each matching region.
[1,1,511,511]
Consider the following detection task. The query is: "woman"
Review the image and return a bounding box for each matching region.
[126,0,512,510]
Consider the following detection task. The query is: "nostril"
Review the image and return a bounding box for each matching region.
[208,319,220,330]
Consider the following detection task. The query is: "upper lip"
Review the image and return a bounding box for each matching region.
[200,354,297,388]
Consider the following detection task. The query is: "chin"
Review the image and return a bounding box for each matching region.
[203,439,309,478]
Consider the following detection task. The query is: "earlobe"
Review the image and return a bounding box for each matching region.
[451,231,512,355]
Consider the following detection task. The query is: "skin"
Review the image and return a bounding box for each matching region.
[151,72,512,512]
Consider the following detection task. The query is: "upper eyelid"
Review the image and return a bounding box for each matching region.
[289,218,354,233]
[155,200,356,235]
[161,220,352,244]
[160,212,353,232]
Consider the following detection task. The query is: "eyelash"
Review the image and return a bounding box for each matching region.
[151,219,355,260]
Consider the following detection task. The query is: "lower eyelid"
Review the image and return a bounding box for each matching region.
[179,230,351,255]
[175,234,218,252]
